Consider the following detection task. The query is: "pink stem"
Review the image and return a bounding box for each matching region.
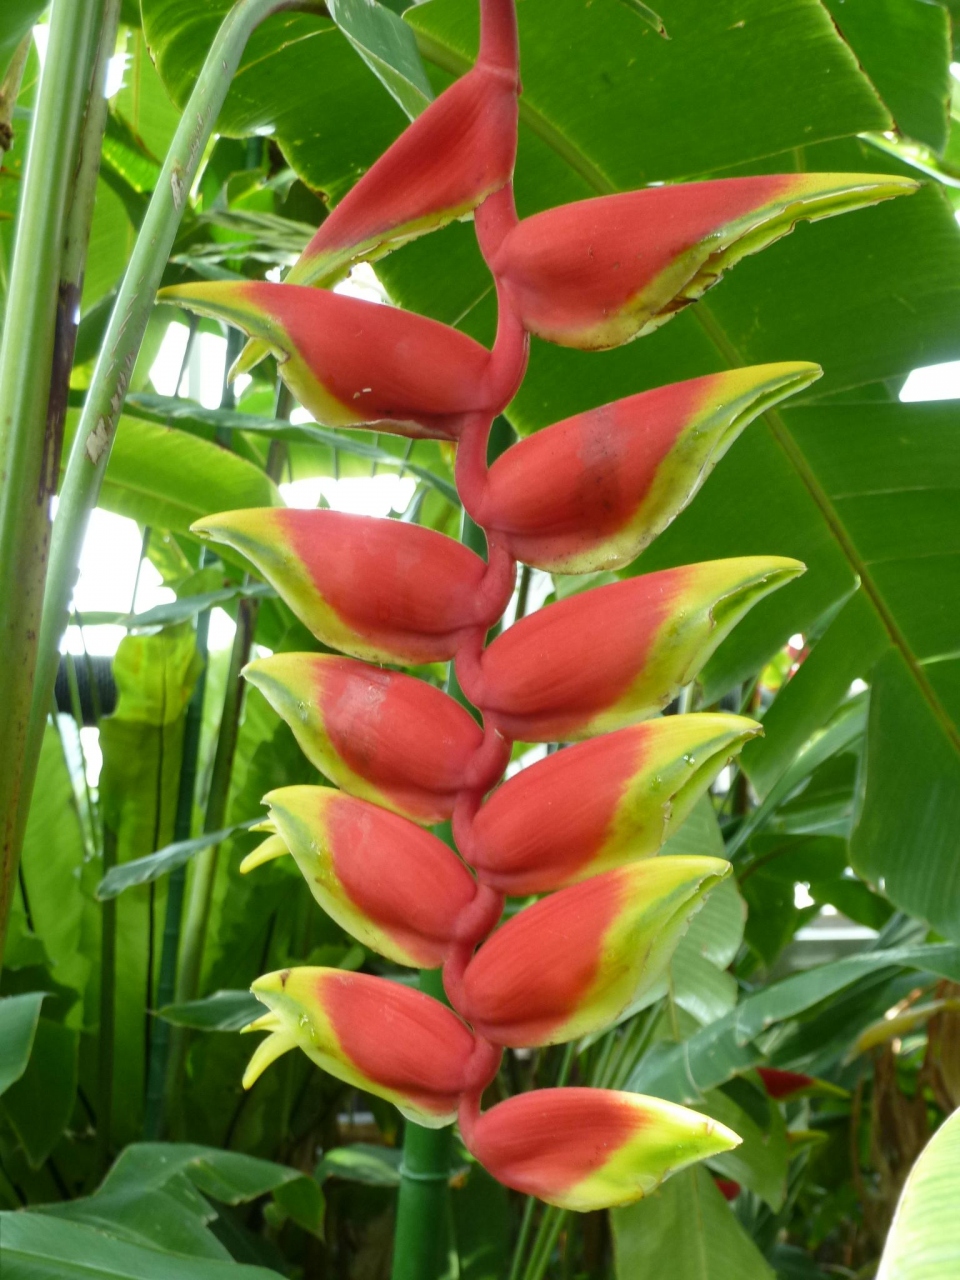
[455,881,504,945]
[455,411,492,523]
[474,182,519,264]
[477,532,517,625]
[479,0,520,79]
[455,628,486,707]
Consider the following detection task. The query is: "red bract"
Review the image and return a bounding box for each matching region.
[193,509,515,665]
[242,653,507,824]
[245,968,482,1126]
[458,363,820,572]
[451,858,728,1047]
[232,0,518,390]
[486,174,917,349]
[460,713,760,893]
[457,557,803,742]
[459,1089,740,1211]
[161,281,498,439]
[261,787,499,968]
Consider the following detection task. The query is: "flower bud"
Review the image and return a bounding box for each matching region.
[263,786,480,968]
[244,967,476,1126]
[160,282,496,440]
[464,713,759,893]
[192,509,514,665]
[458,557,803,742]
[242,653,502,825]
[469,363,820,573]
[487,174,917,349]
[455,857,729,1047]
[459,1088,740,1211]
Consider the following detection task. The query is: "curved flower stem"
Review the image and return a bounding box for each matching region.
[0,0,106,962]
[5,0,326,961]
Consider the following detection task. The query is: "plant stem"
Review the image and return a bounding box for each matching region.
[523,1205,567,1280]
[143,602,211,1139]
[8,0,324,969]
[392,965,456,1280]
[0,0,104,964]
[96,825,118,1173]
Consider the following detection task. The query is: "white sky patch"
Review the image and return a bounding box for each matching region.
[64,509,174,655]
[79,725,103,790]
[103,50,127,98]
[32,24,49,69]
[900,359,960,402]
[280,474,416,516]
[208,607,237,651]
[333,262,387,304]
[794,882,815,909]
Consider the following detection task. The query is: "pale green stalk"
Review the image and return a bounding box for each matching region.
[0,0,106,961]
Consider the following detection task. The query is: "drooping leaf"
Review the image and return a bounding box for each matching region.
[327,0,433,118]
[0,992,45,1097]
[316,1143,403,1186]
[629,943,960,1102]
[97,819,261,899]
[158,990,264,1032]
[0,1211,286,1278]
[611,1166,774,1280]
[876,1105,960,1280]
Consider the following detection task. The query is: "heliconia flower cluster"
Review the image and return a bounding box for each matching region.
[163,0,916,1213]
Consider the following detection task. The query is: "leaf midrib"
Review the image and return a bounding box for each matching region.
[692,299,960,758]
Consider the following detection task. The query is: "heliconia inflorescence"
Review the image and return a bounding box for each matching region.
[164,0,917,1214]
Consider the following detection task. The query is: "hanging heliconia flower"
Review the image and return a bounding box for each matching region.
[167,0,917,1216]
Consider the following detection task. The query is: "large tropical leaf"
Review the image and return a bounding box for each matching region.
[877,1105,960,1280]
[611,1166,774,1280]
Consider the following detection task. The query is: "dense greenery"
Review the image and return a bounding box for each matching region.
[1,1,959,1277]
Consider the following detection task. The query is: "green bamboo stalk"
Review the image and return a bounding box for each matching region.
[392,964,457,1280]
[0,0,104,962]
[6,0,325,967]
